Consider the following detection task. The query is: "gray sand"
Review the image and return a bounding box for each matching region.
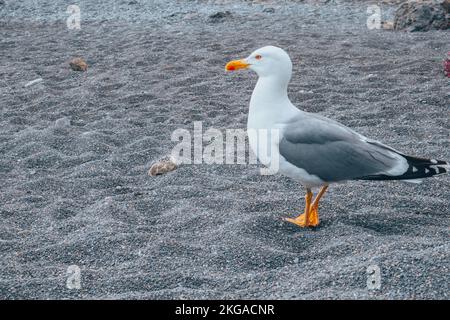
[0,0,449,299]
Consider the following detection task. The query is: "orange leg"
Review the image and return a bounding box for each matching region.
[284,186,328,228]
[308,186,328,227]
[284,188,313,227]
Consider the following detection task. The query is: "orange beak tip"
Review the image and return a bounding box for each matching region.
[225,59,249,72]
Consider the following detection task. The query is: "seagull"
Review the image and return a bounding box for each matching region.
[225,45,449,228]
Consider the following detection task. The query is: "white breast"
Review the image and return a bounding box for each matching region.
[247,107,325,187]
[245,74,327,187]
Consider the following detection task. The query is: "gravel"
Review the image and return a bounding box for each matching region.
[0,0,449,299]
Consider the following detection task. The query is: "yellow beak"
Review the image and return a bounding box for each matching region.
[225,59,250,71]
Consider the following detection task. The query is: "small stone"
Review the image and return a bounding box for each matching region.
[24,78,43,88]
[263,7,275,14]
[208,11,232,23]
[148,159,177,176]
[55,117,71,128]
[69,58,88,71]
[381,20,394,30]
[341,41,352,47]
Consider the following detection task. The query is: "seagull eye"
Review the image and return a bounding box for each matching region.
[255,54,262,60]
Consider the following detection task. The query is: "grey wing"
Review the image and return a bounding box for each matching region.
[279,115,406,182]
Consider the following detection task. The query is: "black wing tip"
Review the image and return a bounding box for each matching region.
[357,156,449,181]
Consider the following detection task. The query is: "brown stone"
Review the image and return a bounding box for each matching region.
[148,159,177,176]
[69,58,88,71]
[381,20,394,30]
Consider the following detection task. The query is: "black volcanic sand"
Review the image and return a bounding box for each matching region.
[0,0,449,299]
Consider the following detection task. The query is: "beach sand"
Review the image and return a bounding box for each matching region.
[0,0,449,299]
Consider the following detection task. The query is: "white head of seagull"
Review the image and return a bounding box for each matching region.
[226,46,298,126]
[226,46,292,91]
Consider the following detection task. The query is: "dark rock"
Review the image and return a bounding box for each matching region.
[442,0,450,11]
[208,11,232,23]
[394,0,449,32]
[263,7,275,14]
